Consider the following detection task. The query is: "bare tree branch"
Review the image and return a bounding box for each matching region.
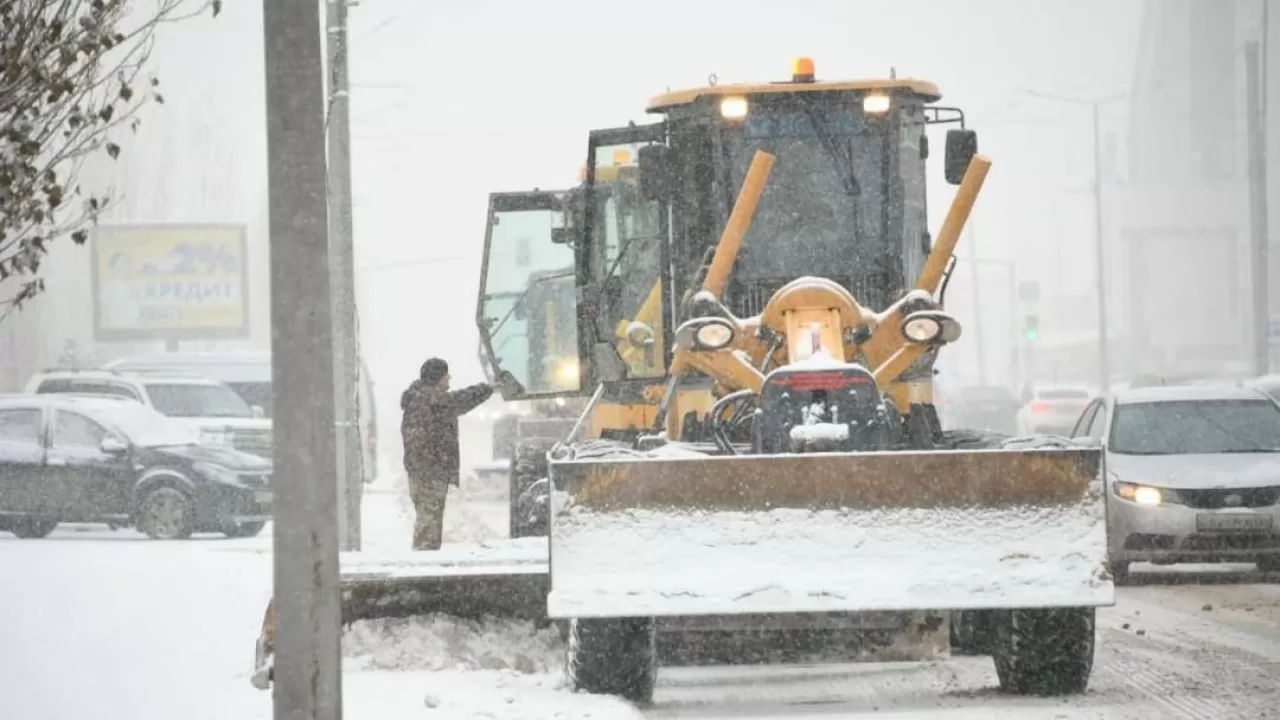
[0,0,220,317]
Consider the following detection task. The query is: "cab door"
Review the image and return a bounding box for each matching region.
[476,189,582,399]
[582,123,672,380]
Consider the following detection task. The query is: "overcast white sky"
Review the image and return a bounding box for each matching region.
[343,0,1144,394]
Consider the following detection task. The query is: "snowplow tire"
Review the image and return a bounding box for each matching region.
[509,438,555,538]
[567,617,657,705]
[993,607,1095,696]
[950,610,994,655]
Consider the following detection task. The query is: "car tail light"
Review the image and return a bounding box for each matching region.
[1030,400,1052,413]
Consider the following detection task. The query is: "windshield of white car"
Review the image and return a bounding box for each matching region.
[84,402,199,447]
[145,383,254,418]
[1110,399,1280,455]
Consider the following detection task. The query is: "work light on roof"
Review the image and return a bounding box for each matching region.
[863,93,891,114]
[720,96,748,119]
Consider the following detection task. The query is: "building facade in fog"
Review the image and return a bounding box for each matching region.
[1115,0,1275,380]
[0,4,270,391]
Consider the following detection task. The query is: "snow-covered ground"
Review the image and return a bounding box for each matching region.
[4,473,1280,719]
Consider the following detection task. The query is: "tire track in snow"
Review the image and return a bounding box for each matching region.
[1096,586,1280,720]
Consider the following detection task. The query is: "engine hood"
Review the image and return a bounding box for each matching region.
[1107,451,1280,490]
[153,442,271,472]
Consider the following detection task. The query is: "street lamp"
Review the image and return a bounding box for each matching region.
[1022,88,1131,391]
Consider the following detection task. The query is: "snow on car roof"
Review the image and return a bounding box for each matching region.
[1113,384,1274,405]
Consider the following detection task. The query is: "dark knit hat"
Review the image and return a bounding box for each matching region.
[420,357,449,384]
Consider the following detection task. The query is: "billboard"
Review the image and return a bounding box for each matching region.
[91,224,250,341]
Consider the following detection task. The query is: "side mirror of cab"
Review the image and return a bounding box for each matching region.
[944,129,978,185]
[100,437,128,454]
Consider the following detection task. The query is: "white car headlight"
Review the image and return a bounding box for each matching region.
[1114,481,1163,505]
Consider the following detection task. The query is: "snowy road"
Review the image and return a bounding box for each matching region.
[4,480,1280,719]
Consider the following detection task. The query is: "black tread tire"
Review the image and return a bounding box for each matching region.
[225,521,266,538]
[567,617,657,704]
[137,486,195,540]
[992,607,1095,696]
[10,517,58,539]
[508,438,555,539]
[1110,559,1131,585]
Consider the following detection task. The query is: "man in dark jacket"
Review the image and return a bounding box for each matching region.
[400,357,496,550]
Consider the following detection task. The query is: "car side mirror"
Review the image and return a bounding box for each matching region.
[944,129,978,185]
[252,405,265,419]
[100,437,128,454]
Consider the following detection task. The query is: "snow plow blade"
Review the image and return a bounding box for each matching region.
[547,446,1110,619]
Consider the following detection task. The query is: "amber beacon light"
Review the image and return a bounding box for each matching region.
[791,56,816,83]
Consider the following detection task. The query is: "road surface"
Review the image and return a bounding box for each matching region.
[3,477,1279,719]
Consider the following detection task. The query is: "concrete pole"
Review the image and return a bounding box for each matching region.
[1247,42,1270,375]
[1091,103,1111,391]
[326,0,363,550]
[262,1,343,717]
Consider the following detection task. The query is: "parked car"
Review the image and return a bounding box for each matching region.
[1069,384,1280,581]
[1015,385,1094,436]
[0,395,271,540]
[948,384,1020,435]
[102,351,378,482]
[24,368,272,460]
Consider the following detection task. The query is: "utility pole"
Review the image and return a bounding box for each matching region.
[263,1,342,718]
[1247,41,1270,375]
[1090,102,1111,391]
[967,220,987,384]
[326,0,363,550]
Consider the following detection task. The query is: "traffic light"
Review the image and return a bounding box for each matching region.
[1023,314,1040,342]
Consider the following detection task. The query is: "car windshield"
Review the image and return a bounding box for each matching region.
[144,383,254,418]
[1110,399,1280,455]
[85,402,199,447]
[226,382,272,417]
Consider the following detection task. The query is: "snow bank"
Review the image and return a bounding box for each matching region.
[549,501,1111,618]
[343,615,562,673]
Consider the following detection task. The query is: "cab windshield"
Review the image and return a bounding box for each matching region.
[720,100,900,308]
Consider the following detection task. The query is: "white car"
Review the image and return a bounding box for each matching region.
[1070,384,1280,580]
[24,369,273,460]
[1015,386,1094,436]
[102,351,378,483]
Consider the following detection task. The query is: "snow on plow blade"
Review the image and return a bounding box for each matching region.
[547,447,1111,619]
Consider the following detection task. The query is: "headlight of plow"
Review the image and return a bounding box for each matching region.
[693,319,735,350]
[901,315,942,343]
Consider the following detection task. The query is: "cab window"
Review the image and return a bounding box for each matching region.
[52,410,108,450]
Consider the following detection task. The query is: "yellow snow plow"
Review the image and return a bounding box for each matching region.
[253,58,1112,704]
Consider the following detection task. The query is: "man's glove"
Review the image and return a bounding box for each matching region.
[494,370,524,398]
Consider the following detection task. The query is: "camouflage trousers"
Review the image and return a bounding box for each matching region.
[407,473,450,550]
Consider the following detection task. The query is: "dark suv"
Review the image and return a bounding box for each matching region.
[0,394,272,540]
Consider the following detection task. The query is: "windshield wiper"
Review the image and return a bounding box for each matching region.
[1218,447,1280,453]
[800,99,860,199]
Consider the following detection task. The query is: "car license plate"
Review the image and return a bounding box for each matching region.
[1196,513,1273,532]
[255,491,273,505]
